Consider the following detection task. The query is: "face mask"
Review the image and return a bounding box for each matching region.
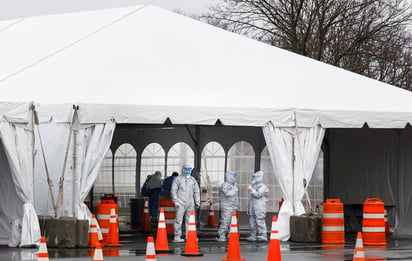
[183,167,192,176]
[252,174,259,182]
[230,172,237,183]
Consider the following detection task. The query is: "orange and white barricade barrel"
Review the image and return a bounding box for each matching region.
[322,199,345,244]
[160,197,175,235]
[97,199,118,244]
[362,198,386,246]
[384,207,390,234]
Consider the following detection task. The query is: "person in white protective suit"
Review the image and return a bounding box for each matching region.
[216,171,239,242]
[171,164,200,242]
[247,170,269,242]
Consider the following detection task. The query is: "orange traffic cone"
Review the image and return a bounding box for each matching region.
[105,208,123,246]
[267,216,281,261]
[353,232,366,261]
[93,243,104,261]
[145,236,156,261]
[142,197,151,232]
[218,210,221,228]
[222,212,245,261]
[181,209,203,256]
[37,237,49,261]
[156,208,171,253]
[89,214,100,247]
[207,202,217,227]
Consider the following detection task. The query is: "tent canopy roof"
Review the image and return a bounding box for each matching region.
[1,5,412,127]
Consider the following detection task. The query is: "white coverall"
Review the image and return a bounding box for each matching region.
[216,171,239,241]
[247,171,269,242]
[171,165,200,241]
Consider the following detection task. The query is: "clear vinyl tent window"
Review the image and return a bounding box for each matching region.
[140,143,166,192]
[114,143,137,214]
[93,149,113,210]
[227,141,255,211]
[260,146,282,212]
[260,146,324,213]
[201,141,225,209]
[166,142,195,175]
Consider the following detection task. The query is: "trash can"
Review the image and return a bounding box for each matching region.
[129,198,144,229]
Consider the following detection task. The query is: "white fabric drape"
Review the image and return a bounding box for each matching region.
[0,119,41,246]
[263,121,324,241]
[0,139,22,246]
[294,124,325,214]
[75,121,116,220]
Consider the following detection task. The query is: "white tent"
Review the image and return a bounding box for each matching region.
[1,5,412,243]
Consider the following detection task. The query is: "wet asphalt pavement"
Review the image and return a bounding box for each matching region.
[2,231,412,261]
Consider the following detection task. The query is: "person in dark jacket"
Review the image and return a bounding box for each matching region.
[161,172,179,197]
[141,174,152,197]
[147,171,162,220]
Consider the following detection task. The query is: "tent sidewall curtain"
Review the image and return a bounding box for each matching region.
[0,119,40,246]
[75,121,116,221]
[263,122,324,241]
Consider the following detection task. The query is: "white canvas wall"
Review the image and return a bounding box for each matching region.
[0,142,24,245]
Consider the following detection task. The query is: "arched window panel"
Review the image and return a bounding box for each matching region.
[260,146,282,212]
[201,142,225,208]
[303,150,324,213]
[114,143,137,209]
[141,143,166,188]
[166,142,194,175]
[93,149,113,209]
[227,141,255,211]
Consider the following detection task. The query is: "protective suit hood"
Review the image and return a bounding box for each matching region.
[182,164,192,177]
[252,171,264,183]
[225,171,237,185]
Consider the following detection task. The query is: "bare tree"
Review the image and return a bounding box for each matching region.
[201,0,412,90]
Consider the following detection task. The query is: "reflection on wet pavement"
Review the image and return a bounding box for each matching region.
[2,233,412,260]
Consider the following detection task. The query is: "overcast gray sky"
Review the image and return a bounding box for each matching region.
[0,0,222,20]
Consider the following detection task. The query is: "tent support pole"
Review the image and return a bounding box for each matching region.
[31,103,36,209]
[55,105,77,217]
[195,126,201,174]
[72,127,77,217]
[135,150,141,198]
[292,135,295,215]
[33,105,58,216]
[112,153,115,195]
